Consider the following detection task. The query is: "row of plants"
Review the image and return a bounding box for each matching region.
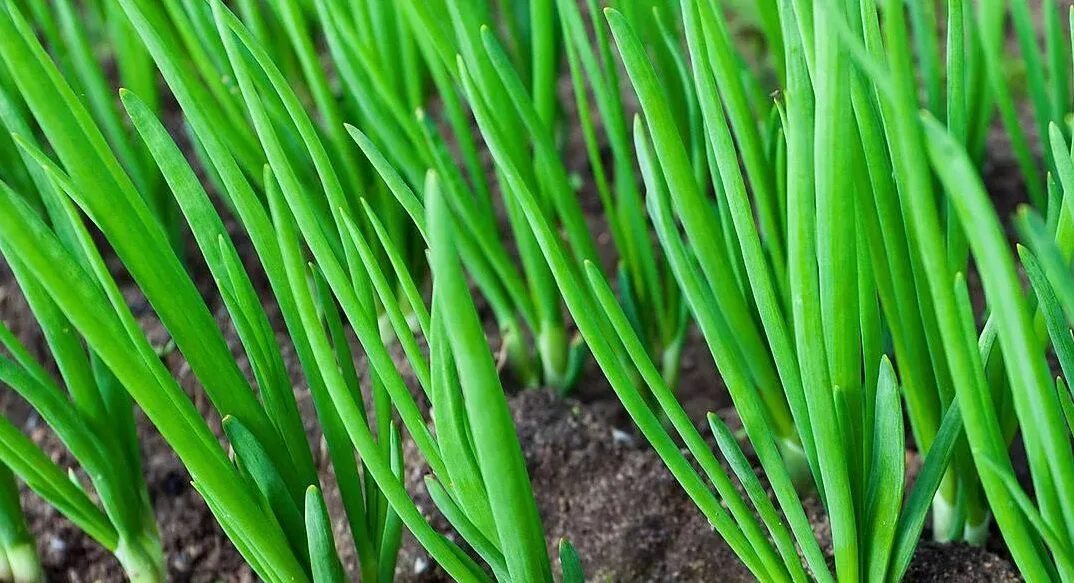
[0,0,1070,580]
[0,0,595,579]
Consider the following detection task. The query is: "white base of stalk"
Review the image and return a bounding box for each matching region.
[931,493,958,543]
[502,323,538,388]
[659,339,686,391]
[962,512,991,546]
[1,542,43,583]
[116,539,165,583]
[538,327,569,390]
[931,494,991,545]
[777,438,814,493]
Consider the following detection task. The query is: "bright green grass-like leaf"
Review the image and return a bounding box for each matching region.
[1059,377,1074,439]
[0,369,115,547]
[479,26,599,268]
[121,89,317,490]
[888,399,965,582]
[558,539,583,583]
[979,455,1074,572]
[110,5,390,578]
[102,3,571,579]
[976,0,1046,207]
[681,0,813,464]
[427,174,552,581]
[451,55,571,391]
[223,416,308,564]
[397,0,689,393]
[608,6,798,459]
[0,3,307,503]
[304,487,345,583]
[1023,243,1074,450]
[707,413,811,582]
[466,44,774,576]
[1021,243,1074,385]
[425,477,509,580]
[837,0,1037,554]
[427,303,498,546]
[211,0,444,478]
[863,359,905,581]
[52,0,139,181]
[264,0,362,202]
[508,4,991,581]
[693,0,783,273]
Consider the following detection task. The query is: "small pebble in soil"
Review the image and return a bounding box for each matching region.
[46,536,65,559]
[611,427,634,445]
[171,551,192,574]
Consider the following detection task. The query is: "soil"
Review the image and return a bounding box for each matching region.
[904,542,1021,583]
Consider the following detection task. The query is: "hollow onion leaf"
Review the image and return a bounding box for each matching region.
[863,358,905,581]
[888,401,965,582]
[304,487,345,583]
[427,175,552,582]
[223,416,309,564]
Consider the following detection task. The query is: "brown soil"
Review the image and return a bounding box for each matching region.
[395,389,751,582]
[904,541,1021,582]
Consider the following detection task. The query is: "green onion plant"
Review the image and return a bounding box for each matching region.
[167,0,582,392]
[839,0,1074,562]
[473,2,971,577]
[556,0,693,391]
[477,0,1006,548]
[916,119,1074,582]
[242,0,586,391]
[976,0,1072,210]
[0,299,159,581]
[4,0,1074,580]
[900,0,1073,283]
[973,122,1074,580]
[180,0,700,396]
